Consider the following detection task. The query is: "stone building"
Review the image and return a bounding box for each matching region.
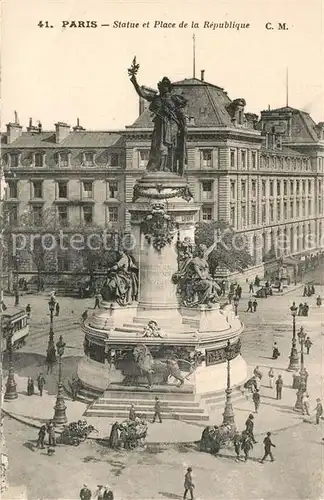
[2,73,324,273]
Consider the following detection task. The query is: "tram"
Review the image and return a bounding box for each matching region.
[1,306,29,352]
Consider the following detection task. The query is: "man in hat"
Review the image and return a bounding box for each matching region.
[36,425,46,449]
[275,374,283,399]
[183,467,195,500]
[314,398,323,424]
[305,336,313,354]
[79,485,92,500]
[246,298,253,313]
[233,430,241,460]
[260,431,276,463]
[36,372,46,397]
[129,404,136,421]
[252,389,261,413]
[245,414,257,443]
[152,396,162,423]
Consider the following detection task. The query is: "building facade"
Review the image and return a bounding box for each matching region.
[2,75,324,273]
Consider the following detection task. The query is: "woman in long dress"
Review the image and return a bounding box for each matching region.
[27,377,34,395]
[109,422,119,449]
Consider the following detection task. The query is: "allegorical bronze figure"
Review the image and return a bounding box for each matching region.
[128,57,187,176]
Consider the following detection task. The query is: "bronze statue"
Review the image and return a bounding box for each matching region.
[128,57,187,176]
[173,242,221,307]
[101,251,138,306]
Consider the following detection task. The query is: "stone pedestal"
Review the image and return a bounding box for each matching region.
[128,171,201,330]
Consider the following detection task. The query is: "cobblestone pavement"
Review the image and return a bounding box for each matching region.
[3,415,324,500]
[2,284,324,499]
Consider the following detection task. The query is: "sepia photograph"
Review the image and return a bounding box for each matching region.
[1,0,323,499]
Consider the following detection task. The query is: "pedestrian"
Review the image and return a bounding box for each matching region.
[26,304,31,318]
[302,393,310,416]
[272,342,280,359]
[80,485,92,500]
[71,376,81,401]
[314,398,323,424]
[252,389,261,413]
[260,431,276,463]
[304,336,313,354]
[55,302,60,317]
[82,310,88,322]
[241,431,254,462]
[253,366,263,380]
[183,467,195,500]
[236,284,242,299]
[275,374,283,399]
[253,299,258,312]
[303,302,309,317]
[27,376,35,396]
[109,421,119,449]
[233,430,241,460]
[245,414,257,443]
[298,302,303,316]
[36,373,46,396]
[47,421,56,446]
[36,425,46,449]
[94,293,101,309]
[152,396,162,423]
[268,368,275,388]
[303,285,307,297]
[249,282,254,294]
[246,299,253,312]
[129,404,136,421]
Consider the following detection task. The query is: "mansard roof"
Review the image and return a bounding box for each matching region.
[1,131,123,149]
[130,77,238,128]
[259,106,320,143]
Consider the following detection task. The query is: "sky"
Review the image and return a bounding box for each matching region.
[1,0,324,131]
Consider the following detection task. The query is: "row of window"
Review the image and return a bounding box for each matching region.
[230,178,320,200]
[260,155,311,171]
[7,180,119,200]
[7,205,119,226]
[229,149,257,170]
[6,151,121,168]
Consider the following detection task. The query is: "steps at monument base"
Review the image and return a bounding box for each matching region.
[96,398,201,408]
[85,400,209,421]
[103,385,196,402]
[64,382,104,404]
[200,386,250,412]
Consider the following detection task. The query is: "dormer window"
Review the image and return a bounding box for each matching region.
[83,152,95,167]
[34,152,44,167]
[10,152,20,168]
[58,152,70,167]
[110,153,119,167]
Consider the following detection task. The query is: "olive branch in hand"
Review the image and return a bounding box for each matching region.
[128,56,140,77]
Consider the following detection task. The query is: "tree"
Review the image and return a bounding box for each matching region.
[195,221,253,274]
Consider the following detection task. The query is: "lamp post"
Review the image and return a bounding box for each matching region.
[295,329,307,411]
[45,297,57,373]
[233,295,239,317]
[52,335,67,426]
[14,255,20,306]
[222,340,236,429]
[4,322,18,400]
[287,302,299,371]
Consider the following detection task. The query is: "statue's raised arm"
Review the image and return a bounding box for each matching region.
[128,57,156,102]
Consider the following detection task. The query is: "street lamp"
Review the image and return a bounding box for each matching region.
[295,329,308,411]
[4,322,18,400]
[287,302,299,371]
[14,255,20,306]
[52,335,67,426]
[45,297,57,373]
[233,295,239,316]
[222,340,236,429]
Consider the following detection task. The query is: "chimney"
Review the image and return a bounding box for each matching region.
[73,117,85,131]
[200,70,205,81]
[27,117,38,132]
[6,122,22,144]
[38,121,42,133]
[55,122,70,143]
